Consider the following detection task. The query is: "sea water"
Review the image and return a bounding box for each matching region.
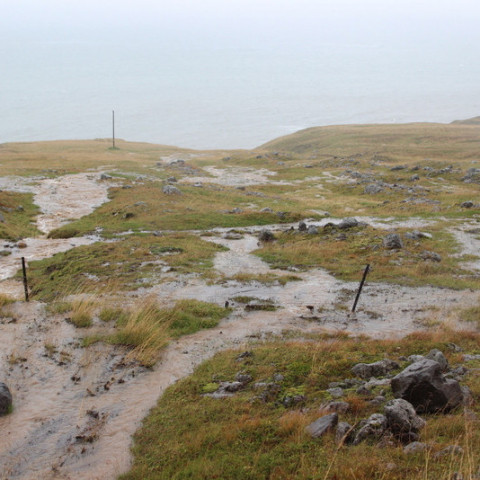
[1,32,480,150]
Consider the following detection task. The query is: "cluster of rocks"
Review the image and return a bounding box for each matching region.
[0,382,12,415]
[305,349,474,454]
[382,231,441,261]
[462,168,480,184]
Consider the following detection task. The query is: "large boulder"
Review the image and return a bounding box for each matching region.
[338,217,358,229]
[391,359,463,413]
[384,399,426,438]
[0,383,12,415]
[351,359,400,380]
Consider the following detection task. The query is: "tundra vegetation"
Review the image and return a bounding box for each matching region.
[1,121,480,478]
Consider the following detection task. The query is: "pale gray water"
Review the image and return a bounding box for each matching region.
[2,31,480,149]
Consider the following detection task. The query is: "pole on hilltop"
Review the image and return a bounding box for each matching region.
[112,110,115,149]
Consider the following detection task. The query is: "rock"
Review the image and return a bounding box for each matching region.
[383,233,403,250]
[352,413,387,445]
[410,174,420,181]
[0,383,12,415]
[258,229,275,242]
[463,354,480,362]
[434,445,464,459]
[162,185,182,195]
[338,217,358,229]
[100,173,112,180]
[324,401,350,414]
[420,251,442,262]
[462,168,480,183]
[461,201,474,208]
[425,349,448,371]
[235,373,253,384]
[403,441,429,454]
[273,373,284,382]
[17,241,27,249]
[327,387,344,398]
[305,413,338,438]
[134,201,147,207]
[461,385,474,406]
[282,395,306,407]
[307,226,318,235]
[352,359,400,379]
[364,184,383,194]
[335,421,354,444]
[0,213,4,223]
[391,165,407,171]
[298,221,307,231]
[260,207,273,213]
[404,230,432,240]
[230,207,243,214]
[408,354,425,364]
[391,358,464,413]
[236,351,253,361]
[384,399,426,438]
[370,395,387,406]
[167,176,177,182]
[356,385,372,395]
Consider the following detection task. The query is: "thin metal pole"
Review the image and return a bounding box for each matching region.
[112,110,115,149]
[352,264,370,313]
[21,257,29,302]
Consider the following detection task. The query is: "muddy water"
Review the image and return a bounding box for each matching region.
[0,173,110,298]
[34,173,110,234]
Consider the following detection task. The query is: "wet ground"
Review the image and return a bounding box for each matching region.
[0,171,478,479]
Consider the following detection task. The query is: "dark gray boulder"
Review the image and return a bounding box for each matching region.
[384,399,426,438]
[0,383,12,415]
[305,413,338,438]
[338,217,358,229]
[352,359,400,379]
[391,358,464,413]
[298,221,307,231]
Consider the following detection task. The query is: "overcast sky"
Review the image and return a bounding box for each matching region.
[3,0,480,47]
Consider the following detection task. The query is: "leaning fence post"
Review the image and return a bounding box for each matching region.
[21,257,29,302]
[351,264,370,313]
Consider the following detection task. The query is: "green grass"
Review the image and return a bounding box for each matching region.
[121,328,480,480]
[0,191,40,240]
[105,299,231,366]
[22,233,226,301]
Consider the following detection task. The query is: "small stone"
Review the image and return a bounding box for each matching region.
[305,413,338,438]
[100,173,112,180]
[461,201,474,208]
[434,445,464,459]
[162,185,182,195]
[338,217,358,229]
[383,233,403,250]
[260,207,273,213]
[352,413,387,445]
[167,176,177,182]
[324,401,350,414]
[425,349,448,371]
[235,373,253,384]
[17,241,27,249]
[364,184,383,194]
[307,226,318,235]
[273,374,284,382]
[327,387,344,398]
[420,251,442,262]
[403,441,428,454]
[298,221,307,231]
